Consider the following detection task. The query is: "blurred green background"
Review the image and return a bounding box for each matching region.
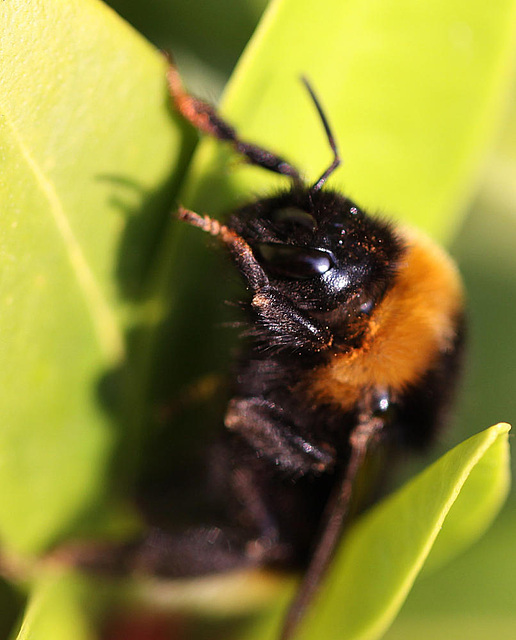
[105,0,516,637]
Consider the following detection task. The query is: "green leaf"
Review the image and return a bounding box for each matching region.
[422,426,512,573]
[182,0,516,241]
[0,0,187,553]
[244,425,510,640]
[13,571,105,640]
[296,424,511,640]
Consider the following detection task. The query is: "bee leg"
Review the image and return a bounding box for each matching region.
[167,63,302,182]
[54,440,292,578]
[178,207,334,352]
[57,525,261,578]
[279,399,386,640]
[225,397,336,476]
[249,288,334,351]
[228,464,291,564]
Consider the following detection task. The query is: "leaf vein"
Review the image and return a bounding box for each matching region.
[4,115,125,363]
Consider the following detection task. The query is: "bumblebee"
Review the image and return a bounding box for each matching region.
[133,67,465,639]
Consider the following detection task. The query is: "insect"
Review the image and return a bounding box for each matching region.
[122,65,465,639]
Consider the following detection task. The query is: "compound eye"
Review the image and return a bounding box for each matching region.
[256,243,334,279]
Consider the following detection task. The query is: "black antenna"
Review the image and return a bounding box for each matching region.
[301,77,341,192]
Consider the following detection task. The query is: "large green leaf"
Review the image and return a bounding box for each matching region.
[306,424,510,640]
[0,0,187,553]
[182,0,516,240]
[245,425,510,640]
